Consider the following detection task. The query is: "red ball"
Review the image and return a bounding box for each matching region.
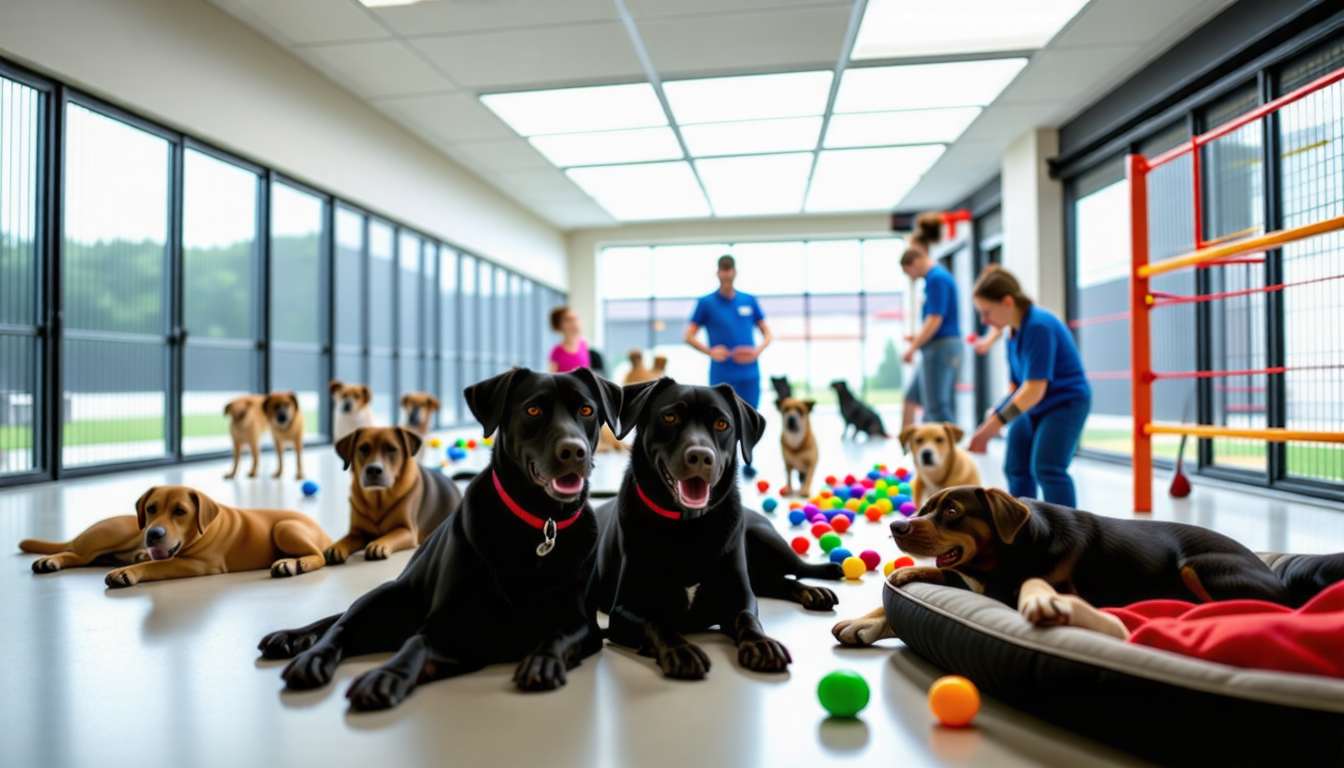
[843,474,856,485]
[860,550,882,571]
[810,522,833,539]
[779,487,790,496]
[967,333,979,343]
[824,475,838,487]
[895,468,910,480]
[830,515,851,533]
[864,507,883,522]
[893,555,915,569]
[756,480,770,493]
[791,536,810,555]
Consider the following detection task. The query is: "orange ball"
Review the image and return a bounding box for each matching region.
[928,675,980,727]
[865,507,883,522]
[819,489,833,498]
[893,555,915,569]
[830,515,851,533]
[789,502,803,511]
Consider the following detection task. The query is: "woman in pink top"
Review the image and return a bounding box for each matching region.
[548,306,591,373]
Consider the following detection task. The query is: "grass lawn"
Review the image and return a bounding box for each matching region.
[0,411,319,449]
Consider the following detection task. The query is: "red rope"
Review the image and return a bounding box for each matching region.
[1149,364,1344,381]
[1150,273,1344,307]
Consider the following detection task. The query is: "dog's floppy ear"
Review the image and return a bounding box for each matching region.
[223,398,234,417]
[427,395,440,411]
[401,393,413,410]
[287,391,299,410]
[335,428,362,471]
[134,487,156,530]
[329,379,343,396]
[975,487,1031,544]
[944,422,965,444]
[899,425,918,454]
[714,383,767,466]
[572,366,623,435]
[190,490,221,535]
[802,399,816,413]
[617,377,674,440]
[360,385,371,404]
[775,398,786,413]
[394,426,423,462]
[465,367,525,437]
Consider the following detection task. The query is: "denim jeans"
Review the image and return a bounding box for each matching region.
[1004,397,1091,507]
[905,336,962,424]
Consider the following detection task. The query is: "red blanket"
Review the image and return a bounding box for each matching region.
[1102,580,1344,678]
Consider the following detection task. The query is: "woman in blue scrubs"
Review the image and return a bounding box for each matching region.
[967,266,1092,507]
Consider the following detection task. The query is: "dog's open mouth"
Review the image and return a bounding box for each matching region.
[660,461,710,509]
[147,542,181,562]
[531,461,585,498]
[936,546,962,568]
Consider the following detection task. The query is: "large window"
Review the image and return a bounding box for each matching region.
[333,206,366,385]
[368,219,396,424]
[269,181,328,440]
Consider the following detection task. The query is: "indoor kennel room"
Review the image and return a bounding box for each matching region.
[2,1,1343,767]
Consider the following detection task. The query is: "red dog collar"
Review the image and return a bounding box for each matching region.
[636,483,682,520]
[492,469,585,557]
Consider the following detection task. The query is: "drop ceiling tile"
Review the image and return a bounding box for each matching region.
[527,200,618,229]
[637,7,850,76]
[954,102,1064,141]
[299,40,451,98]
[410,23,644,90]
[1054,0,1208,48]
[494,168,594,202]
[997,46,1140,104]
[446,138,555,172]
[228,0,391,45]
[373,0,619,36]
[626,0,848,16]
[373,93,517,142]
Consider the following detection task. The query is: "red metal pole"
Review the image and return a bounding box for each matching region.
[1191,136,1205,250]
[1127,154,1154,513]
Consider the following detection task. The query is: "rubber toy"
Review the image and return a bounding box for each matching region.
[482,436,493,446]
[828,547,853,564]
[900,502,917,516]
[859,550,881,571]
[893,555,915,569]
[818,670,870,718]
[467,439,477,449]
[819,533,842,553]
[742,464,758,479]
[928,675,980,727]
[883,560,897,576]
[865,507,883,522]
[301,480,319,497]
[811,522,833,538]
[762,498,778,513]
[791,536,810,555]
[448,446,467,461]
[789,509,807,525]
[830,515,851,533]
[824,475,838,486]
[841,557,866,580]
[429,438,442,449]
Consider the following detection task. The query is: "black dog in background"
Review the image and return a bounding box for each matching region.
[258,367,620,710]
[770,376,792,401]
[830,380,888,439]
[593,378,841,680]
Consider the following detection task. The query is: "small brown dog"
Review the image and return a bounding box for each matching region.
[19,485,332,587]
[331,380,375,441]
[400,392,441,460]
[777,397,817,497]
[899,422,980,505]
[224,394,267,479]
[623,350,667,385]
[325,426,461,563]
[263,391,305,480]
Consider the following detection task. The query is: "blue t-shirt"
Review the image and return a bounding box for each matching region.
[690,289,765,383]
[923,264,961,340]
[999,305,1091,414]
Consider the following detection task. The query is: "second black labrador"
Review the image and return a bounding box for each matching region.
[257,367,620,710]
[831,380,888,439]
[593,378,841,680]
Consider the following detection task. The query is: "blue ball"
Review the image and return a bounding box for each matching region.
[894,494,912,507]
[742,464,758,478]
[848,486,865,499]
[762,498,778,513]
[789,509,807,525]
[867,470,881,480]
[823,509,839,521]
[829,547,854,564]
[300,480,319,497]
[448,446,467,461]
[842,511,856,523]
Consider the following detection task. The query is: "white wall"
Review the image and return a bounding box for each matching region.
[0,0,567,288]
[1001,128,1066,316]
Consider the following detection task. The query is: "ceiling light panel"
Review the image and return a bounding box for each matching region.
[566,162,710,221]
[663,71,833,125]
[695,153,812,217]
[805,145,945,213]
[824,107,981,148]
[834,59,1027,113]
[680,117,822,157]
[852,0,1090,59]
[480,83,666,137]
[529,127,682,167]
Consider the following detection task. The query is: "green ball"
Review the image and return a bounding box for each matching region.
[899,483,912,495]
[857,501,870,513]
[819,532,843,553]
[455,438,467,448]
[830,497,845,510]
[818,670,870,717]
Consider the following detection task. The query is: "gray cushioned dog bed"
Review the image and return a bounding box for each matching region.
[883,559,1344,767]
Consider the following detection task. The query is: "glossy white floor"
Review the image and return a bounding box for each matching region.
[3,407,1342,768]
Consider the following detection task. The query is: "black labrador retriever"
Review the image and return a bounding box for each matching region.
[830,380,888,439]
[593,378,841,680]
[257,367,620,710]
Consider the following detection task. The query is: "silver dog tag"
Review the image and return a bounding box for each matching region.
[536,518,558,557]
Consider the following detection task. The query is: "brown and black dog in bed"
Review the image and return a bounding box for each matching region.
[20,486,331,586]
[833,486,1291,646]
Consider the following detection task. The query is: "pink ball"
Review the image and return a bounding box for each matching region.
[860,478,875,488]
[859,550,881,571]
[900,502,917,516]
[843,474,856,485]
[809,513,827,524]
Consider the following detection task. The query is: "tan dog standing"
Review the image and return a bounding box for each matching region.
[399,392,441,460]
[330,380,375,442]
[899,422,980,505]
[263,391,305,480]
[777,397,818,497]
[623,350,667,386]
[19,486,331,586]
[223,394,266,479]
[326,426,460,563]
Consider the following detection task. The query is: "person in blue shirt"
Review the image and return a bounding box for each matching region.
[899,214,962,432]
[967,265,1092,507]
[684,255,772,410]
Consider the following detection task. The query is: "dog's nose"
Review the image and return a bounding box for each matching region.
[341,402,352,413]
[145,526,167,543]
[684,446,715,468]
[364,464,383,477]
[555,438,587,463]
[889,519,911,537]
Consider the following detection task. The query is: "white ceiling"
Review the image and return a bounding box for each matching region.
[206,0,1235,230]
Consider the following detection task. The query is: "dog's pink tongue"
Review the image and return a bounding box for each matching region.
[552,473,584,495]
[676,478,710,508]
[148,547,171,561]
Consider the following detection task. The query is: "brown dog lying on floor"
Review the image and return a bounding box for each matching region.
[832,486,1291,646]
[324,426,461,564]
[399,392,441,460]
[777,397,817,497]
[19,486,332,587]
[224,394,267,480]
[899,422,980,506]
[263,391,305,480]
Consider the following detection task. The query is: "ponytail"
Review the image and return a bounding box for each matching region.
[973,264,1034,310]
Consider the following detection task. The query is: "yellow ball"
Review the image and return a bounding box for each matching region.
[883,560,896,576]
[842,557,866,580]
[429,438,442,448]
[876,498,893,513]
[844,498,861,512]
[886,486,899,497]
[929,675,981,727]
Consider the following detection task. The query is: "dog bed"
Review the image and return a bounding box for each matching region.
[882,557,1344,767]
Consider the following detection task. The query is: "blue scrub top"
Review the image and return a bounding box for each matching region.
[690,289,765,383]
[923,264,961,340]
[1000,305,1091,414]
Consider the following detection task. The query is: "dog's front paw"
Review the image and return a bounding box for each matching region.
[105,568,138,588]
[259,628,319,659]
[889,567,927,587]
[224,471,236,480]
[271,470,283,479]
[346,668,410,711]
[1020,592,1073,627]
[364,543,391,560]
[798,585,839,611]
[282,646,340,690]
[32,557,62,574]
[271,558,304,578]
[513,652,567,691]
[738,637,791,673]
[832,616,890,646]
[248,469,258,478]
[324,546,349,565]
[657,642,711,680]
